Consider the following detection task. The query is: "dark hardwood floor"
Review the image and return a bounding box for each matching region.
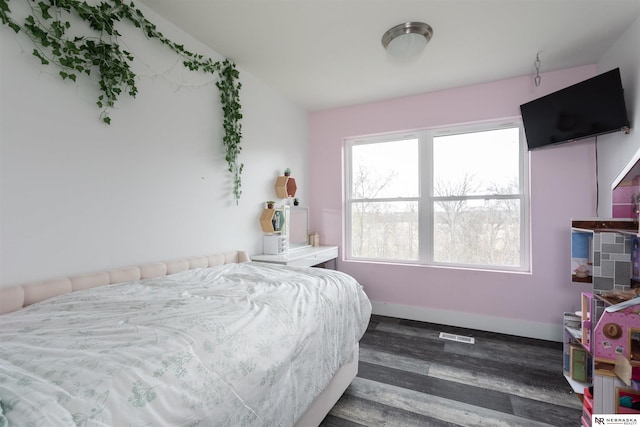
[320,315,582,427]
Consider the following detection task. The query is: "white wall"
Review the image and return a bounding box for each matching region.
[0,4,308,286]
[596,15,640,215]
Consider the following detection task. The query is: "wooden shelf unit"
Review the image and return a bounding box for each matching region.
[260,208,286,233]
[274,176,297,199]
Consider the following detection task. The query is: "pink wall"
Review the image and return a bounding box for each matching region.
[309,65,600,339]
[613,182,640,218]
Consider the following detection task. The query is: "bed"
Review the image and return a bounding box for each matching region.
[0,251,372,426]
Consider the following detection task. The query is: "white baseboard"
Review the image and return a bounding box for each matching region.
[371,301,562,342]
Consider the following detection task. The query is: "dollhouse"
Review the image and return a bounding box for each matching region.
[565,266,640,423]
[566,154,640,425]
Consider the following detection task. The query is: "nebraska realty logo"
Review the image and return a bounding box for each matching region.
[593,415,640,425]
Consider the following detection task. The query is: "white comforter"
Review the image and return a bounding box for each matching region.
[0,262,372,426]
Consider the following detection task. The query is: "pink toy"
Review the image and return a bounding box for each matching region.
[593,301,640,379]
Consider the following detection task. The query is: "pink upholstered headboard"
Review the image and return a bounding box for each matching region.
[0,251,250,316]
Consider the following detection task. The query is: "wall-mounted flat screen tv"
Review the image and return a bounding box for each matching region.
[520,68,630,150]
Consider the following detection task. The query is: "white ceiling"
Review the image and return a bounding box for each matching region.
[139,0,640,112]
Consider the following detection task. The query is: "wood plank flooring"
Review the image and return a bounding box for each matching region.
[320,315,582,427]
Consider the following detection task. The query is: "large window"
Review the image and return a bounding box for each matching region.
[345,120,529,271]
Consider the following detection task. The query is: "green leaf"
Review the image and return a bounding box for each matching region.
[1,0,243,200]
[0,0,13,27]
[8,21,20,33]
[32,49,49,65]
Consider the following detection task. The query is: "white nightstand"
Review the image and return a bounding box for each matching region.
[251,246,338,268]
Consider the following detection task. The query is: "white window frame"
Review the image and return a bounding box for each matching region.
[344,119,530,272]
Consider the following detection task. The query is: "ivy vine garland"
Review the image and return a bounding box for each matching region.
[0,0,244,203]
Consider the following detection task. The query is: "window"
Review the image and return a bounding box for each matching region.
[345,120,529,271]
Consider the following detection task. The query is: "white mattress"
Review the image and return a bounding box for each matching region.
[0,262,372,426]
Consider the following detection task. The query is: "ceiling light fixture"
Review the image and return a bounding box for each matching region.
[382,22,433,58]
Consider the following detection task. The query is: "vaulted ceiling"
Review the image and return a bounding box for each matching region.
[139,0,640,111]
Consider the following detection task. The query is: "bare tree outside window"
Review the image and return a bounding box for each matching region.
[432,127,522,267]
[350,163,398,256]
[346,123,528,271]
[350,138,419,260]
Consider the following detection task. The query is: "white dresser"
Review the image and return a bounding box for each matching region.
[251,246,338,268]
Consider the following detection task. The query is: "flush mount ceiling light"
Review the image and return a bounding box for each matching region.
[382,22,433,58]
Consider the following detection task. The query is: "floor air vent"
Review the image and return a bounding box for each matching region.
[439,332,475,344]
